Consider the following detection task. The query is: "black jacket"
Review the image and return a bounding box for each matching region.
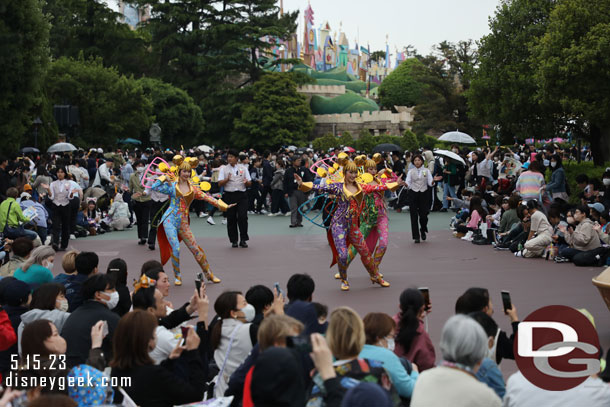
[111,284,132,317]
[262,160,274,187]
[0,168,11,201]
[112,350,206,407]
[61,300,120,367]
[284,166,311,196]
[159,303,192,330]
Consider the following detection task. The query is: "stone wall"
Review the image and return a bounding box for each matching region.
[297,84,345,100]
[311,108,414,138]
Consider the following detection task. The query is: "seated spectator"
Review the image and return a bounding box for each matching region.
[19,192,49,243]
[284,273,327,334]
[62,251,98,312]
[410,315,501,407]
[13,245,55,286]
[18,283,70,355]
[455,287,519,364]
[0,237,33,277]
[233,314,305,406]
[61,274,120,367]
[469,312,506,399]
[515,160,545,202]
[517,200,553,258]
[53,250,78,285]
[393,288,436,372]
[110,310,207,407]
[107,193,130,231]
[106,258,131,317]
[21,318,106,372]
[557,205,600,262]
[0,279,31,376]
[0,187,38,241]
[308,307,398,406]
[245,284,275,339]
[498,195,520,237]
[454,196,487,240]
[361,312,419,399]
[504,353,610,407]
[211,291,255,398]
[340,382,393,407]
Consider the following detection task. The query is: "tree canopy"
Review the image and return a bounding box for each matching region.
[378,58,426,109]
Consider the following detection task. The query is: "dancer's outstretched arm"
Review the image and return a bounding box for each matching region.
[294,174,342,195]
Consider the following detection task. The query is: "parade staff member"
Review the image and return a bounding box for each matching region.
[406,154,440,243]
[218,150,251,248]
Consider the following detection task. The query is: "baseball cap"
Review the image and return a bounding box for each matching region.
[588,202,606,214]
[20,192,31,200]
[23,184,32,192]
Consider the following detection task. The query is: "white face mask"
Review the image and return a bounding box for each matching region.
[550,161,557,168]
[57,298,69,312]
[45,261,54,270]
[543,159,550,167]
[238,303,256,322]
[385,337,395,352]
[137,167,145,173]
[101,291,119,310]
[604,179,610,186]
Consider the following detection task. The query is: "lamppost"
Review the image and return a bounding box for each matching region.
[32,117,42,149]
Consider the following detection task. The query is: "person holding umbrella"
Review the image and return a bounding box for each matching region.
[441,158,459,212]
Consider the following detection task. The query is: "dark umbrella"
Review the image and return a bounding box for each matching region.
[295,147,309,155]
[372,143,403,153]
[19,147,40,154]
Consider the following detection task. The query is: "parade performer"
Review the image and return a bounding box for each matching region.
[344,156,396,273]
[151,156,233,286]
[295,160,400,291]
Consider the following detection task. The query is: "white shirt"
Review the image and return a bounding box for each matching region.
[503,372,610,407]
[218,164,251,192]
[92,163,112,187]
[149,325,180,365]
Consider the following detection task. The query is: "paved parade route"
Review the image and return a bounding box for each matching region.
[58,211,610,377]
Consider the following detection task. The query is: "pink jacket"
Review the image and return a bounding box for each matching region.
[393,313,436,372]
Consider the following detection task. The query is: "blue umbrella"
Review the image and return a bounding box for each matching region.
[119,138,142,145]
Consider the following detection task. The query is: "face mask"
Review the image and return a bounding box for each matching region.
[452,149,458,153]
[550,162,557,168]
[238,303,255,322]
[46,261,54,270]
[137,167,145,173]
[543,159,550,167]
[101,291,119,310]
[604,179,610,186]
[385,337,395,352]
[57,299,69,312]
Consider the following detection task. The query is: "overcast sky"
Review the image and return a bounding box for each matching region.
[283,0,501,56]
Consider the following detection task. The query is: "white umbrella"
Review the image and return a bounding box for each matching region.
[287,145,297,151]
[47,142,77,153]
[195,145,213,153]
[433,149,466,166]
[439,131,476,144]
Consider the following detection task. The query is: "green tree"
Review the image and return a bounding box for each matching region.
[402,130,420,152]
[355,130,376,152]
[233,73,314,149]
[45,56,153,148]
[467,0,557,143]
[138,78,205,148]
[370,50,386,63]
[378,58,426,108]
[338,131,353,147]
[533,0,610,165]
[0,0,50,155]
[43,0,149,76]
[312,133,339,152]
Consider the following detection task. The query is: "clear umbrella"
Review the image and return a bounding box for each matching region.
[47,142,77,153]
[439,131,476,144]
[433,149,466,166]
[195,145,213,153]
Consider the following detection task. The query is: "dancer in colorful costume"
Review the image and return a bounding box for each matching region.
[151,155,233,285]
[295,160,401,291]
[344,156,396,274]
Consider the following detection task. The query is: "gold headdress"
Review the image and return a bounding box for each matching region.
[344,160,358,173]
[364,159,376,169]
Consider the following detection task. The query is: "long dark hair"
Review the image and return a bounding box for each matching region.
[469,196,487,218]
[210,291,241,350]
[110,310,157,370]
[30,283,65,311]
[107,258,128,286]
[395,289,424,353]
[21,319,54,361]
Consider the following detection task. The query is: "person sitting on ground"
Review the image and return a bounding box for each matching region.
[410,315,501,407]
[468,312,506,399]
[454,196,487,240]
[0,187,37,242]
[0,237,33,277]
[0,279,31,376]
[497,195,520,237]
[106,258,131,317]
[516,200,553,258]
[61,251,98,312]
[284,273,327,334]
[307,307,399,406]
[110,310,207,407]
[61,274,120,367]
[17,283,70,355]
[107,193,131,231]
[393,288,436,372]
[52,250,79,285]
[455,287,519,365]
[515,160,545,202]
[245,284,276,343]
[13,245,55,286]
[556,205,601,262]
[360,312,419,399]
